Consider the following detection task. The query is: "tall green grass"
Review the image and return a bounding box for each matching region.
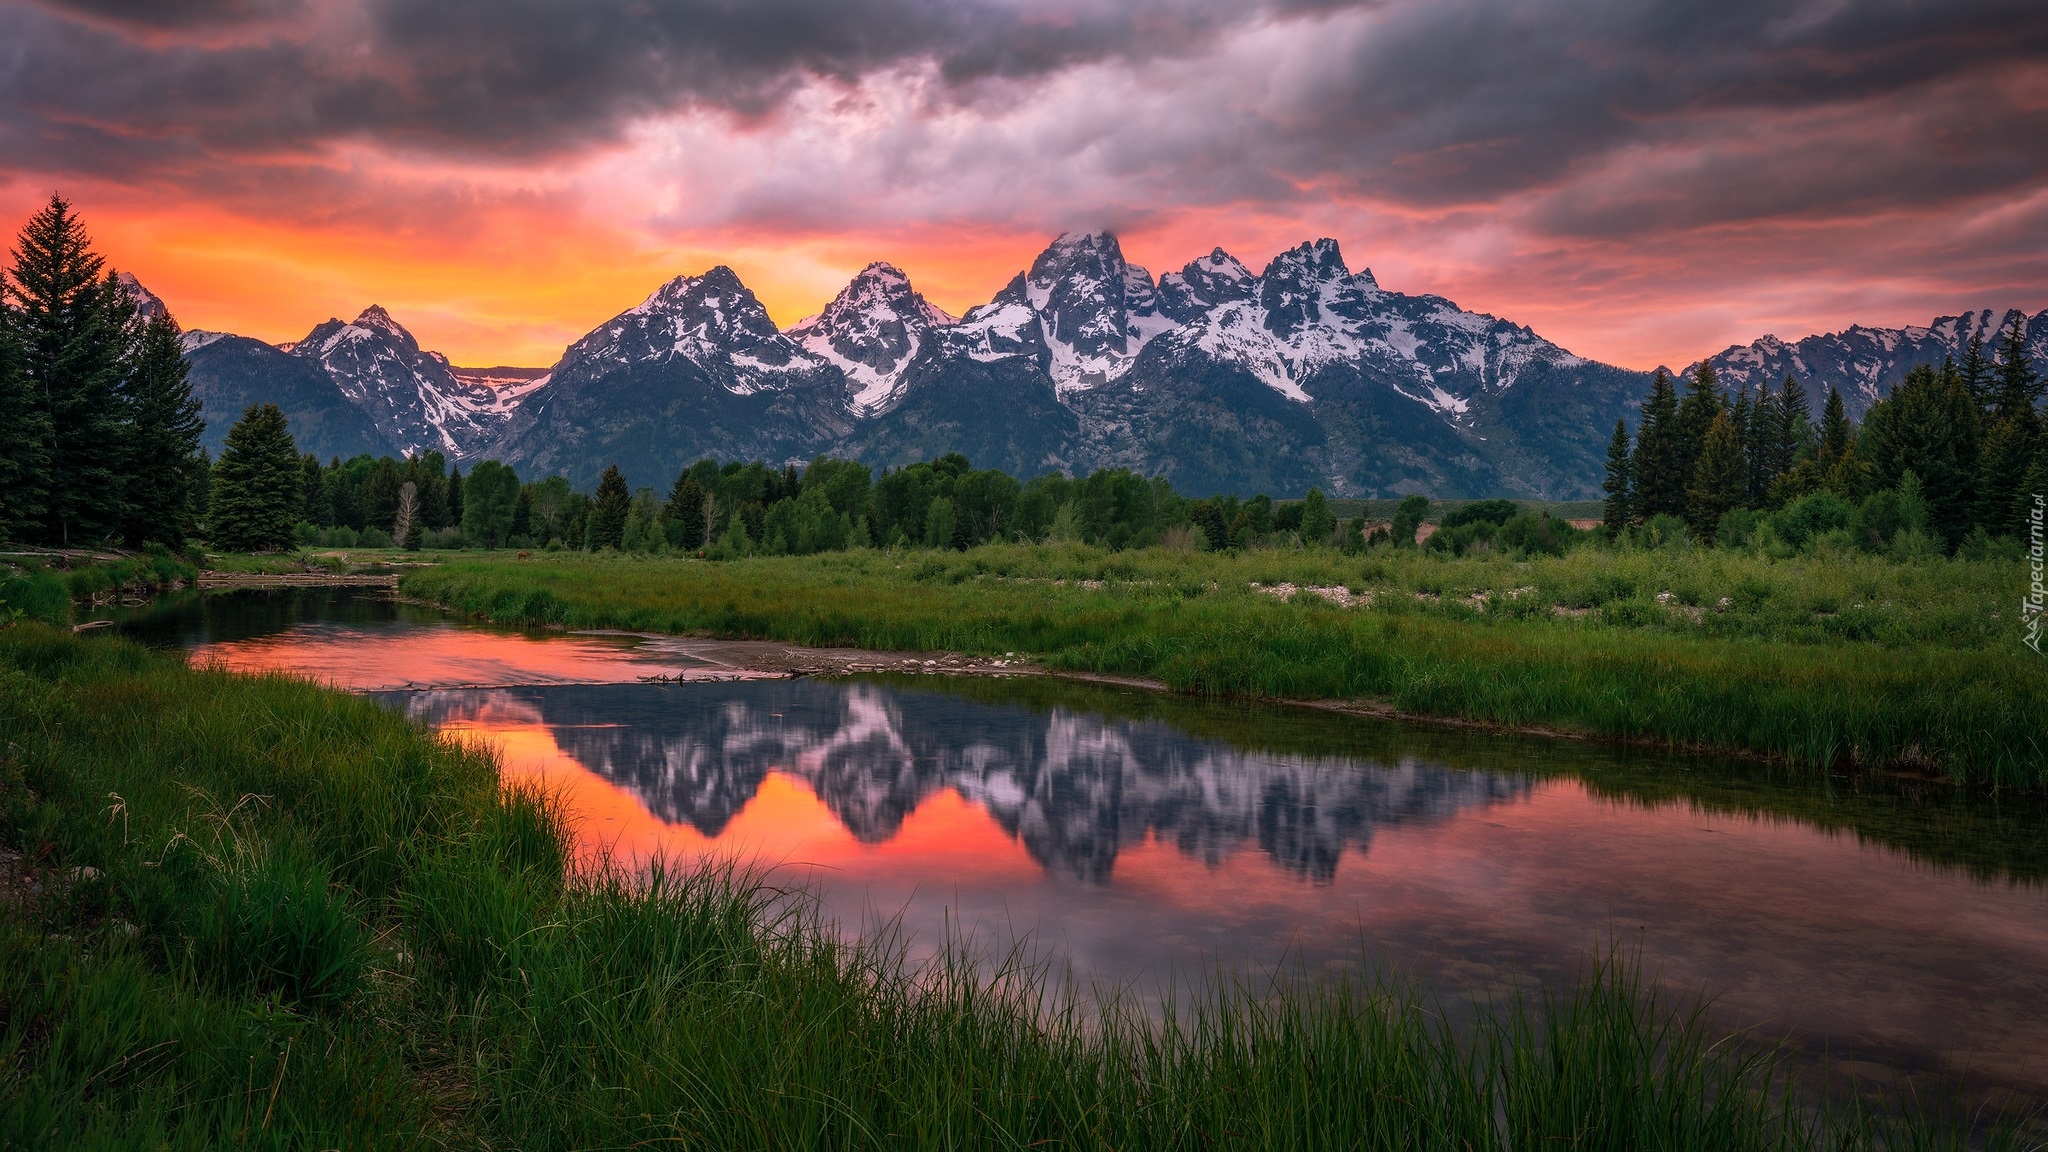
[4,625,2034,1148]
[398,545,2045,786]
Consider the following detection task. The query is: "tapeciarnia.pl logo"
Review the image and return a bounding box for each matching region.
[2027,493,2044,654]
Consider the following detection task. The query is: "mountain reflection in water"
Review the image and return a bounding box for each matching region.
[388,681,1529,884]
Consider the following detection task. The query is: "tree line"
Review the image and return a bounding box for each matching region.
[0,197,205,548]
[229,427,1364,556]
[1603,319,2042,555]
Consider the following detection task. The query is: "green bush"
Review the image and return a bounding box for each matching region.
[0,570,71,627]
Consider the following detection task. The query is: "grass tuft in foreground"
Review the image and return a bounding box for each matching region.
[0,625,2034,1149]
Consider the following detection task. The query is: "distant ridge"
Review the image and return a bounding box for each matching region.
[158,236,2040,496]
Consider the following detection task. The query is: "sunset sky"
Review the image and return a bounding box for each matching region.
[3,0,2044,370]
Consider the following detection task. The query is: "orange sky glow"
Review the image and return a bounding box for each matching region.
[2,1,2044,370]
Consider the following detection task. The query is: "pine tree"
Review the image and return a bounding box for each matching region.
[1743,382,1781,504]
[119,312,205,545]
[9,195,136,544]
[1862,365,1979,547]
[587,464,630,550]
[1959,330,1992,411]
[1992,314,2040,421]
[1672,363,1724,492]
[509,486,532,540]
[1776,375,1811,477]
[1818,387,1852,462]
[1977,415,2037,537]
[1686,410,1746,539]
[1601,418,1633,531]
[300,454,325,525]
[665,471,707,550]
[447,465,464,525]
[206,404,302,551]
[0,302,50,542]
[1630,369,1684,518]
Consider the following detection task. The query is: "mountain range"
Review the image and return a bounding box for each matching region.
[162,233,2045,498]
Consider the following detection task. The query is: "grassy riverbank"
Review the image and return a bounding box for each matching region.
[1,624,2026,1149]
[398,543,2044,787]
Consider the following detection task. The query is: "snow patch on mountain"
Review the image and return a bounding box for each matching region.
[787,262,956,413]
[290,306,525,457]
[560,267,830,397]
[1703,307,2047,418]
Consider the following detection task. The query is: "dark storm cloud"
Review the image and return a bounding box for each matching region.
[2,0,2045,235]
[1237,0,2048,210]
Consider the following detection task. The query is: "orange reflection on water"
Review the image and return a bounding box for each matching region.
[190,622,724,691]
[441,699,1041,890]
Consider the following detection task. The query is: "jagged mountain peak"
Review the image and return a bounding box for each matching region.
[1261,238,1349,284]
[116,271,168,322]
[1158,248,1255,321]
[789,261,957,413]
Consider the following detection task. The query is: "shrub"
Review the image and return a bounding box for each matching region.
[1441,499,1520,530]
[1769,491,1853,551]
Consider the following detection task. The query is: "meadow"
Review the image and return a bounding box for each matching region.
[397,540,2044,787]
[1,623,2032,1150]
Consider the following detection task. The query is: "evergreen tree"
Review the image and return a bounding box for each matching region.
[119,312,205,545]
[206,404,302,551]
[9,195,136,544]
[299,454,325,524]
[1818,387,1852,462]
[1630,369,1685,519]
[1686,410,1746,538]
[1976,415,2037,537]
[1601,418,1633,531]
[509,486,532,540]
[1862,365,1979,547]
[0,302,49,542]
[1299,487,1335,543]
[1959,330,1993,411]
[1992,314,2040,421]
[1776,375,1811,477]
[665,471,707,550]
[1744,382,1781,504]
[1671,363,1724,492]
[587,464,630,550]
[447,465,464,525]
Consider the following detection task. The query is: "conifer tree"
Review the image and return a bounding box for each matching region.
[1630,369,1684,518]
[0,302,49,542]
[1601,418,1633,531]
[9,195,135,544]
[663,468,707,550]
[447,465,464,525]
[1671,363,1724,491]
[1977,416,2037,537]
[1743,382,1781,503]
[1862,365,1979,546]
[1776,375,1811,477]
[119,312,205,545]
[1818,387,1852,463]
[509,486,532,540]
[300,454,325,524]
[1686,410,1746,539]
[587,464,630,550]
[1959,330,1992,412]
[1992,314,2040,421]
[206,404,302,552]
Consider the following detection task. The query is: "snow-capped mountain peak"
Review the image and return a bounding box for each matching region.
[117,271,168,322]
[551,265,831,398]
[287,305,524,457]
[788,262,955,413]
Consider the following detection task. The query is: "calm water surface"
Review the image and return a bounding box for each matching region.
[121,589,2048,1101]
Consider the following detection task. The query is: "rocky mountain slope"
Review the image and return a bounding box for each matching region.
[155,236,2043,498]
[1701,308,2048,420]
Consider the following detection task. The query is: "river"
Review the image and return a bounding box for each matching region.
[115,586,2048,1106]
